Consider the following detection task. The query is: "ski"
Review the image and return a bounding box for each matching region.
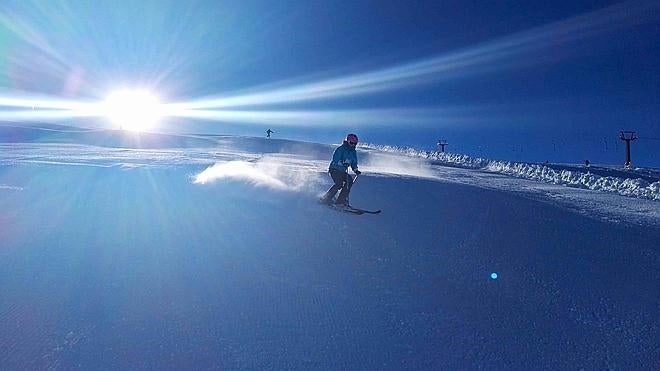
[330,205,365,215]
[344,205,381,214]
[320,200,381,215]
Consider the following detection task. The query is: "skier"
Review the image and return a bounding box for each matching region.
[320,133,361,207]
[266,129,273,138]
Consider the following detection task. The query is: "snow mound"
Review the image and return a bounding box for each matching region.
[363,144,660,201]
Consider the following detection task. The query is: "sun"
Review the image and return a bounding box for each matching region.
[103,89,162,131]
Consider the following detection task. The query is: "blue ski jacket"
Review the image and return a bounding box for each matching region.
[329,141,359,173]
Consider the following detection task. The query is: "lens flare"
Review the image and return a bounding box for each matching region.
[0,0,656,129]
[102,89,161,131]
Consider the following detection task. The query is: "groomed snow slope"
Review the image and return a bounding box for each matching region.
[0,130,658,369]
[364,144,660,201]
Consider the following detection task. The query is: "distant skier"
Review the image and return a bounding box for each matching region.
[320,133,361,207]
[266,129,273,138]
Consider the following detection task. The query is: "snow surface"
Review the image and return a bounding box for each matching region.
[0,127,658,369]
[364,143,660,201]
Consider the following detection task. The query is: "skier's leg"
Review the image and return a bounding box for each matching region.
[321,170,345,203]
[335,174,353,205]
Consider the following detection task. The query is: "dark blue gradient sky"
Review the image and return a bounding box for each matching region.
[0,0,658,165]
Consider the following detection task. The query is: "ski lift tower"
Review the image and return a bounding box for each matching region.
[619,131,638,168]
[437,139,448,153]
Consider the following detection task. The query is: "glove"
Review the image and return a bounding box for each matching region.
[354,170,362,175]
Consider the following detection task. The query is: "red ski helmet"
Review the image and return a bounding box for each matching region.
[346,133,359,145]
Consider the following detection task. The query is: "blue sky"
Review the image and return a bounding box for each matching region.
[0,0,658,165]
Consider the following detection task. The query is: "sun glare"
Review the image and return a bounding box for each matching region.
[103,89,162,131]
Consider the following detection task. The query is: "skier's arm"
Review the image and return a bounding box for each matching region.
[331,147,345,168]
[350,154,359,173]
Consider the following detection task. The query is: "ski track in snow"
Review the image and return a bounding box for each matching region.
[0,184,23,191]
[427,164,659,226]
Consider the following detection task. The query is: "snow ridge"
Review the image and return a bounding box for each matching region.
[362,144,660,201]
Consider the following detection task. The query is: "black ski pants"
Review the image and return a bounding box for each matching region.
[323,169,353,204]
